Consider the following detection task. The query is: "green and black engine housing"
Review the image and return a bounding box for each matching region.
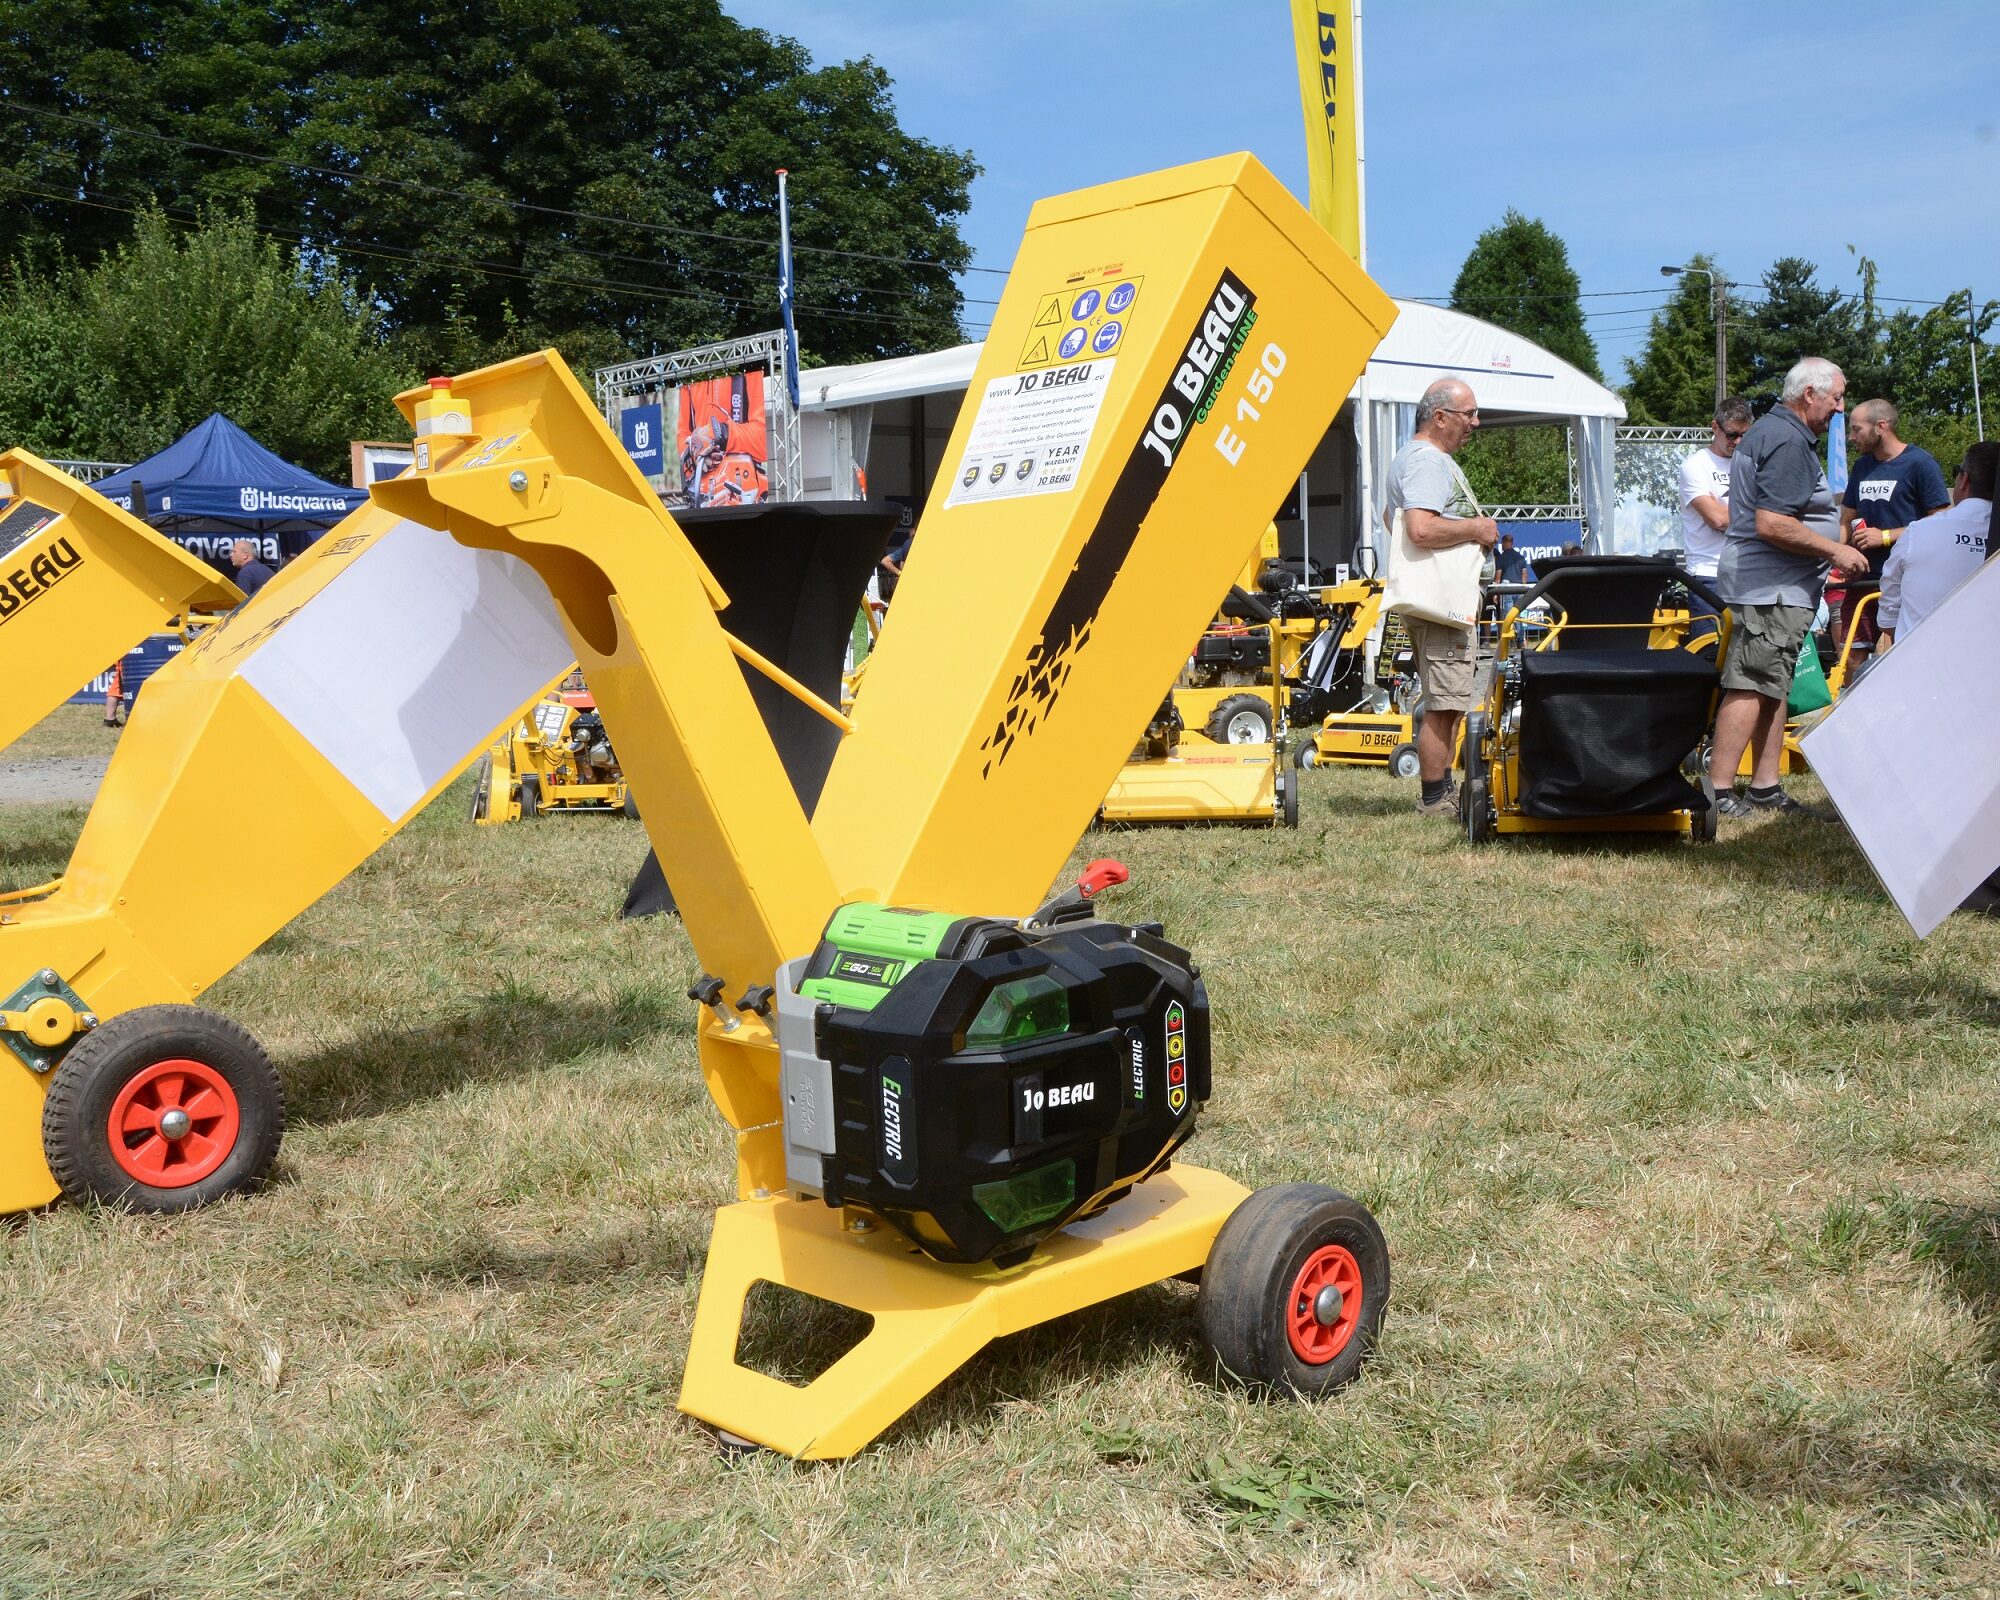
[779,904,1210,1265]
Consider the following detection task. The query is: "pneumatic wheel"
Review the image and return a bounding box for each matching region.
[1197,1184,1389,1396]
[518,773,542,819]
[1292,739,1320,770]
[1388,741,1421,780]
[1206,694,1273,745]
[1277,769,1299,828]
[42,1005,285,1212]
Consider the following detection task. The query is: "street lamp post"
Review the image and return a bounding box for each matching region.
[1662,263,1729,412]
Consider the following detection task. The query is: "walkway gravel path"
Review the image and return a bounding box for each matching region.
[0,756,108,807]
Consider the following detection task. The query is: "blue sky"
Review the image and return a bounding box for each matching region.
[723,0,1995,386]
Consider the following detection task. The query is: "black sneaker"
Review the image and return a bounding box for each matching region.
[1744,787,1828,818]
[1713,791,1758,818]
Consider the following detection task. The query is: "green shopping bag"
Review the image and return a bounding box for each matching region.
[1787,629,1832,716]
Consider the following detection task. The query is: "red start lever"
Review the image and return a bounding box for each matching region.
[1078,858,1130,897]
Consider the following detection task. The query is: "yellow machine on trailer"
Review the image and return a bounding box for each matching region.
[0,449,241,753]
[471,675,636,823]
[364,154,1398,1457]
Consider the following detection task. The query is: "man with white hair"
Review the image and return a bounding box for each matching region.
[1708,357,1869,817]
[229,538,275,599]
[1382,376,1499,815]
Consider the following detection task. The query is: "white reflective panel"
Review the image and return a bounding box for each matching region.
[1803,556,2000,937]
[239,519,573,820]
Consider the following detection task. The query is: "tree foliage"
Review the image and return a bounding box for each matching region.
[1448,209,1602,381]
[0,207,411,476]
[1621,255,1746,424]
[0,0,978,375]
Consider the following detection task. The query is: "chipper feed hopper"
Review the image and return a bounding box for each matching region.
[364,153,1399,1457]
[0,449,243,753]
[0,489,576,1214]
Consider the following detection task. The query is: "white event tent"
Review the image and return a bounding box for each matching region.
[794,299,1626,573]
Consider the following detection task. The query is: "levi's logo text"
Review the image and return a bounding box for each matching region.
[978,267,1259,775]
[0,502,83,626]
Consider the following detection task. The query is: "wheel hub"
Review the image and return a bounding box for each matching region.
[105,1057,242,1188]
[1286,1242,1364,1365]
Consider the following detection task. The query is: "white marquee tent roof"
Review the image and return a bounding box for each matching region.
[798,298,1625,425]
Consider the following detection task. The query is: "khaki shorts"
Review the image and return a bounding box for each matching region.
[1407,618,1476,714]
[1720,602,1814,699]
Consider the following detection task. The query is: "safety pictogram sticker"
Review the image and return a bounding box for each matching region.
[1018,274,1143,368]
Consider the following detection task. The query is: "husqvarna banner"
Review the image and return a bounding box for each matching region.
[676,372,770,507]
[1290,0,1363,261]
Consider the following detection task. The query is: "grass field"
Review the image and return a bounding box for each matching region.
[3,727,1998,1599]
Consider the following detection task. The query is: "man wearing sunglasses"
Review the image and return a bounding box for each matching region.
[1676,395,1753,643]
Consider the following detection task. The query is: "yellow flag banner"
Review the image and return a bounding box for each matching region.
[1290,0,1362,260]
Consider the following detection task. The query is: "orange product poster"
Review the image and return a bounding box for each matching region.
[676,371,771,506]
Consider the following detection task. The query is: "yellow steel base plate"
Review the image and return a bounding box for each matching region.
[678,1162,1250,1459]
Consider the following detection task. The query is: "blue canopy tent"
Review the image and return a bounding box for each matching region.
[91,413,369,571]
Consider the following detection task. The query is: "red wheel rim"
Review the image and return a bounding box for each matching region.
[105,1058,241,1188]
[1286,1242,1363,1364]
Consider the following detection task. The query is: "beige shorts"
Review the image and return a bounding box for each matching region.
[1720,602,1814,700]
[1407,618,1476,714]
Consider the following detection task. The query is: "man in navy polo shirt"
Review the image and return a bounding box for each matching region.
[1840,399,1950,647]
[1708,357,1869,818]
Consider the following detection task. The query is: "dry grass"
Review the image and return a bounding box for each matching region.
[0,702,125,765]
[4,752,2000,1599]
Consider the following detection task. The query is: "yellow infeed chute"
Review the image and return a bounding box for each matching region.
[0,498,577,1213]
[0,450,243,753]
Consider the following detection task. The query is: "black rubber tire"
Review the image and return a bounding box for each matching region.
[622,786,641,821]
[1279,770,1299,828]
[1197,1183,1389,1397]
[42,1005,285,1213]
[1459,712,1489,789]
[518,772,542,819]
[1693,774,1718,844]
[1388,741,1421,781]
[1292,739,1320,770]
[1462,776,1494,844]
[468,757,491,822]
[1206,694,1273,746]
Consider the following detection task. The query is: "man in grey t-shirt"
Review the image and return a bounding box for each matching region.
[1708,356,1868,817]
[1383,376,1499,815]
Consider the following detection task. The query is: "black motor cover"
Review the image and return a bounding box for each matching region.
[812,921,1210,1265]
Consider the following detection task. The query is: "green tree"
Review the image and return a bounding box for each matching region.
[0,0,979,372]
[0,207,411,475]
[1622,254,1746,424]
[1738,257,1885,406]
[1448,208,1602,381]
[1456,427,1572,508]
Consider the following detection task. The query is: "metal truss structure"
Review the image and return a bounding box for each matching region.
[594,331,803,503]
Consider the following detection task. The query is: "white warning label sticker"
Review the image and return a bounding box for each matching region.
[944,358,1114,508]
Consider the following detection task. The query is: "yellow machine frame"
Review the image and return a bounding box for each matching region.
[361,156,1395,1456]
[0,449,241,753]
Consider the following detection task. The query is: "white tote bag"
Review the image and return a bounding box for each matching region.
[1382,453,1487,629]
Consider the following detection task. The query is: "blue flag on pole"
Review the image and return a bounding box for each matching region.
[1826,408,1848,496]
[777,169,801,411]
